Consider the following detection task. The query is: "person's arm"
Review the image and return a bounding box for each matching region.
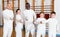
[10,11,14,20]
[20,16,23,23]
[3,11,9,20]
[33,11,36,24]
[42,19,47,24]
[22,12,25,25]
[46,19,50,31]
[56,20,59,32]
[34,18,40,24]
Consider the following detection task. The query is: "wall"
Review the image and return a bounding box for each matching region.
[54,0,60,34]
[0,0,2,26]
[20,0,25,12]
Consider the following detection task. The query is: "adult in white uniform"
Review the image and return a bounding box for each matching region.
[23,3,36,37]
[15,9,23,37]
[35,12,46,37]
[3,3,14,37]
[47,12,58,37]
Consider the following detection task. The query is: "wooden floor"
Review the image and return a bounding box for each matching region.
[0,27,48,37]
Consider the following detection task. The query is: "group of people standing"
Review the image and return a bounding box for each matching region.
[3,2,58,37]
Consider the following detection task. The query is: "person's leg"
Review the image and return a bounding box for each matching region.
[31,28,35,37]
[48,30,52,37]
[3,26,8,37]
[53,30,56,37]
[16,29,22,37]
[42,27,46,37]
[36,29,41,37]
[25,29,30,37]
[8,27,13,37]
[42,30,45,37]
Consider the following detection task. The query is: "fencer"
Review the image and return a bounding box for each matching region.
[34,12,46,37]
[15,9,23,37]
[23,3,36,37]
[3,3,14,37]
[47,12,58,37]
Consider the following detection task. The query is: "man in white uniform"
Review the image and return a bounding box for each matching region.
[3,3,14,37]
[47,12,58,37]
[15,9,23,37]
[23,3,36,37]
[34,12,46,37]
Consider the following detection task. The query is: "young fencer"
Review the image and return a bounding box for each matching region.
[35,12,46,37]
[47,12,58,37]
[15,9,23,37]
[3,3,14,37]
[23,3,36,37]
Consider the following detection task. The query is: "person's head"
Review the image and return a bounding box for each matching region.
[25,3,30,10]
[16,9,20,14]
[50,11,56,18]
[40,12,45,18]
[7,3,12,10]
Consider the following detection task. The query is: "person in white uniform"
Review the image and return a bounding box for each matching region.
[34,12,46,37]
[47,12,58,37]
[23,3,36,37]
[3,3,14,37]
[15,9,23,37]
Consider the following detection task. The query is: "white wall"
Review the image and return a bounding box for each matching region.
[0,0,2,25]
[20,0,25,12]
[54,0,60,34]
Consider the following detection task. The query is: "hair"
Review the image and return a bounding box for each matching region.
[25,3,30,6]
[40,12,44,14]
[16,9,20,13]
[51,11,56,15]
[26,3,30,5]
[7,3,12,6]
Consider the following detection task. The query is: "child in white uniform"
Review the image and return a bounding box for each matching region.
[47,12,58,37]
[15,9,23,37]
[35,12,46,37]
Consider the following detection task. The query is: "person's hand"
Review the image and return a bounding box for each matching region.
[40,21,42,24]
[20,20,23,23]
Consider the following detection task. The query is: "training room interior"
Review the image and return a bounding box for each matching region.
[0,0,60,37]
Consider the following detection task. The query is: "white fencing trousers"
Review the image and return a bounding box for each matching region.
[3,20,13,37]
[48,29,56,37]
[36,25,46,37]
[25,23,35,37]
[15,23,23,37]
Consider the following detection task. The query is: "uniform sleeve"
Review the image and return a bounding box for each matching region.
[34,18,39,24]
[56,20,59,32]
[10,11,14,20]
[42,19,47,24]
[3,11,9,20]
[33,10,36,21]
[46,19,50,23]
[21,11,26,24]
[20,17,23,23]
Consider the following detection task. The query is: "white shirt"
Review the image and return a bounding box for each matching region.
[47,18,58,29]
[35,18,46,25]
[16,14,23,24]
[3,9,14,27]
[23,9,36,23]
[3,9,14,21]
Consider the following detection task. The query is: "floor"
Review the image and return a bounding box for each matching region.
[0,27,48,37]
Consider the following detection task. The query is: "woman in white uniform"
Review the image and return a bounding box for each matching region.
[47,12,58,37]
[23,3,36,37]
[15,9,23,37]
[3,3,14,37]
[35,12,46,37]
